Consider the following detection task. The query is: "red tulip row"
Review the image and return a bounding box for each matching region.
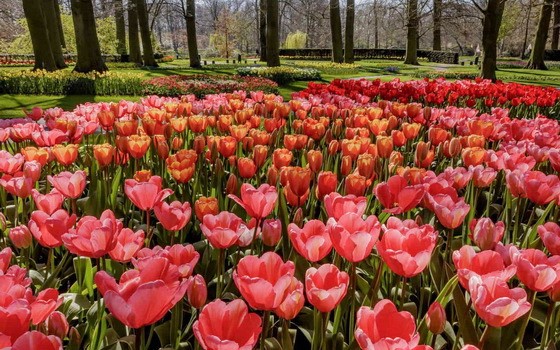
[0,80,559,350]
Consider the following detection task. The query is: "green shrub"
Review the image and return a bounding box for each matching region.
[236,66,321,84]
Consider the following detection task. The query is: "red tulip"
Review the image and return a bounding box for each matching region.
[0,175,34,198]
[377,217,438,278]
[124,175,173,211]
[355,299,422,350]
[427,193,470,229]
[512,249,560,292]
[523,171,560,206]
[274,278,304,320]
[186,274,207,309]
[193,299,262,350]
[31,189,64,216]
[469,218,505,251]
[468,276,531,327]
[234,252,298,311]
[200,211,250,249]
[44,311,69,340]
[452,245,516,290]
[305,264,349,313]
[316,171,338,200]
[28,209,77,248]
[288,220,332,262]
[47,170,87,199]
[228,183,278,220]
[375,175,425,214]
[538,222,560,255]
[28,288,62,325]
[0,151,24,174]
[9,225,32,249]
[10,331,62,350]
[327,212,380,263]
[154,200,192,231]
[470,165,497,188]
[62,209,120,258]
[0,300,31,343]
[426,302,446,335]
[0,247,11,273]
[194,196,219,222]
[260,218,282,246]
[108,228,145,263]
[95,257,188,329]
[136,244,200,279]
[324,193,367,221]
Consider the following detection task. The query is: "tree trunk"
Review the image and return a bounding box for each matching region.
[185,0,201,68]
[135,0,158,67]
[22,0,58,71]
[330,0,343,63]
[481,0,505,80]
[404,0,419,64]
[553,0,560,49]
[266,0,280,66]
[70,0,108,73]
[433,0,442,50]
[520,0,532,59]
[259,0,267,61]
[344,0,355,63]
[54,0,66,48]
[115,0,127,58]
[128,1,143,65]
[42,0,67,69]
[527,0,553,69]
[374,0,379,49]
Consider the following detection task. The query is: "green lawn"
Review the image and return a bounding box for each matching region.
[2,58,560,118]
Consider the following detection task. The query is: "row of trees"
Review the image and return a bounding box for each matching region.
[20,0,560,79]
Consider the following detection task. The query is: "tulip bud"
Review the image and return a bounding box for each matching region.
[316,171,337,200]
[187,275,207,309]
[293,208,303,228]
[307,150,323,173]
[9,225,32,249]
[242,136,254,152]
[156,139,170,160]
[133,170,152,182]
[549,281,560,302]
[193,135,206,154]
[357,154,375,180]
[226,174,238,195]
[195,196,219,221]
[0,213,6,232]
[426,302,446,334]
[267,166,279,186]
[341,155,353,176]
[345,173,367,196]
[46,311,70,339]
[69,327,81,348]
[116,135,128,153]
[261,218,282,246]
[252,145,269,168]
[376,136,393,159]
[172,136,184,151]
[93,143,115,167]
[237,157,257,179]
[328,140,339,156]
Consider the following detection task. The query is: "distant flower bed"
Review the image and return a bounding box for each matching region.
[0,58,75,67]
[0,69,144,95]
[236,66,321,84]
[287,61,361,74]
[142,74,279,97]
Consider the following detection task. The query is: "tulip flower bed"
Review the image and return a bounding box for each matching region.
[0,79,560,350]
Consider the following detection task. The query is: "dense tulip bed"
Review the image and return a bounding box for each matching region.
[0,78,560,350]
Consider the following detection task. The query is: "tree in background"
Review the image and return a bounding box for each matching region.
[344,0,355,63]
[526,0,553,69]
[266,0,280,66]
[70,0,107,72]
[128,1,143,65]
[329,0,343,63]
[114,0,127,59]
[283,31,307,49]
[259,0,267,61]
[42,0,67,69]
[433,0,442,50]
[22,0,57,71]
[553,0,560,49]
[404,0,419,64]
[135,0,158,67]
[185,0,201,68]
[480,0,506,80]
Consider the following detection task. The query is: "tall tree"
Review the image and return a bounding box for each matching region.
[259,0,267,61]
[135,0,158,67]
[266,0,280,66]
[404,0,419,64]
[480,0,506,80]
[54,0,66,48]
[520,0,533,59]
[344,0,355,63]
[433,0,442,50]
[42,0,67,69]
[553,0,560,49]
[527,0,553,69]
[330,0,343,63]
[115,0,127,59]
[128,1,143,65]
[70,0,108,72]
[22,0,57,71]
[185,0,201,68]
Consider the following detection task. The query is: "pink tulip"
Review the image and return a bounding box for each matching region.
[228,183,278,219]
[154,200,192,231]
[31,189,64,215]
[288,220,332,262]
[47,171,87,199]
[327,212,380,263]
[305,264,349,313]
[124,175,173,211]
[324,193,367,220]
[469,218,505,251]
[453,245,516,289]
[108,228,145,263]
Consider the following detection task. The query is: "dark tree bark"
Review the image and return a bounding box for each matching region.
[527,0,553,69]
[330,0,343,63]
[70,0,108,73]
[433,0,442,50]
[128,1,143,65]
[553,0,560,49]
[520,0,533,59]
[259,0,267,61]
[404,0,419,64]
[374,0,379,49]
[22,0,57,71]
[115,0,127,58]
[344,0,355,63]
[185,0,201,68]
[266,0,280,66]
[480,0,506,80]
[42,0,67,69]
[135,0,158,67]
[54,0,66,48]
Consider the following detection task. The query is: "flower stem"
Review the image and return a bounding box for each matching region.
[260,311,270,350]
[516,289,536,349]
